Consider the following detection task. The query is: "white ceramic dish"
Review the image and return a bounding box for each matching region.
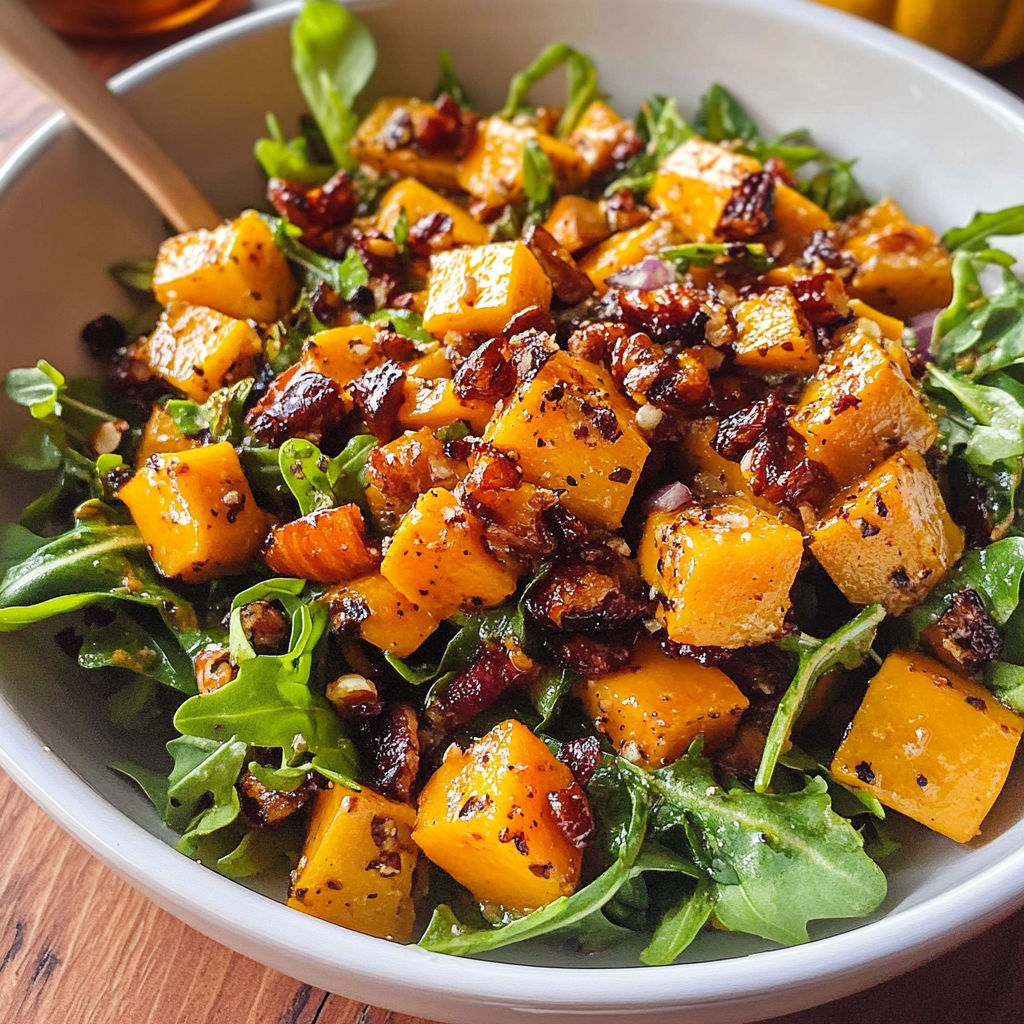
[4,1,1024,1020]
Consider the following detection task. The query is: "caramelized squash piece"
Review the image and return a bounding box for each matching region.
[848,299,905,342]
[135,405,200,467]
[119,442,264,582]
[542,195,611,254]
[842,198,954,319]
[299,324,385,387]
[486,351,650,530]
[376,177,489,246]
[380,487,518,620]
[832,651,1023,843]
[413,720,582,912]
[422,241,553,338]
[396,378,493,435]
[351,97,460,190]
[772,183,832,240]
[789,324,937,485]
[640,501,803,648]
[144,302,261,402]
[732,286,818,373]
[456,117,588,207]
[153,210,296,322]
[324,573,438,658]
[580,637,749,767]
[578,220,674,294]
[288,782,419,941]
[809,448,963,615]
[568,99,637,175]
[263,504,379,585]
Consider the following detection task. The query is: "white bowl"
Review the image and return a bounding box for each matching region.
[4,1,1024,1021]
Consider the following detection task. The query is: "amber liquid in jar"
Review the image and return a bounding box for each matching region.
[29,0,226,39]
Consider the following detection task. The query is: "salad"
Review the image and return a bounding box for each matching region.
[4,0,1024,965]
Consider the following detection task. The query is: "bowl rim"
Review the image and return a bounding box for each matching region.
[4,0,1024,1014]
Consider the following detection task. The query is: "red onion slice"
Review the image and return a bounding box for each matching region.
[643,481,693,514]
[606,256,676,291]
[908,307,941,354]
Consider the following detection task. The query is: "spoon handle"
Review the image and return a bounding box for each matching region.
[0,0,221,232]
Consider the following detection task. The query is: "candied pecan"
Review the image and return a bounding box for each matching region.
[373,326,417,363]
[525,562,650,633]
[717,171,776,241]
[365,429,460,516]
[238,599,290,655]
[766,457,836,511]
[568,321,629,365]
[550,631,635,676]
[507,328,560,385]
[800,229,856,277]
[463,443,522,492]
[522,225,594,305]
[81,314,126,360]
[959,475,996,550]
[556,735,601,787]
[540,501,591,550]
[603,189,651,233]
[503,305,557,338]
[239,771,311,829]
[244,365,347,447]
[194,644,236,694]
[609,330,712,410]
[743,430,788,499]
[309,281,347,326]
[547,782,595,849]
[762,156,798,188]
[350,360,406,441]
[381,106,414,150]
[712,394,789,462]
[789,272,852,331]
[326,674,381,717]
[108,341,168,404]
[268,171,357,248]
[452,337,516,401]
[425,643,534,732]
[616,283,709,344]
[922,588,1003,676]
[354,702,420,802]
[408,212,455,255]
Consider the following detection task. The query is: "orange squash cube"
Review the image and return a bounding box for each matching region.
[153,210,297,323]
[288,783,419,941]
[380,487,518,620]
[567,100,636,175]
[144,302,261,402]
[772,183,832,240]
[119,441,265,582]
[577,220,675,294]
[842,198,953,319]
[848,299,905,343]
[376,178,489,246]
[422,241,552,338]
[809,448,963,616]
[732,286,818,373]
[832,651,1023,843]
[351,98,460,190]
[789,324,937,485]
[323,573,438,658]
[542,195,611,254]
[396,378,493,436]
[486,351,650,530]
[640,501,804,648]
[135,405,200,467]
[456,117,588,207]
[263,504,380,585]
[580,637,749,768]
[298,324,384,387]
[413,719,582,912]
[404,345,453,380]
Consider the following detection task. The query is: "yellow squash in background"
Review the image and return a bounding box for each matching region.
[817,0,1024,66]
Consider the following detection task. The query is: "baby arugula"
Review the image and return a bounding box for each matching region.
[279,434,377,516]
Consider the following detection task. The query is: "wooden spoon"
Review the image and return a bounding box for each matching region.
[0,0,221,232]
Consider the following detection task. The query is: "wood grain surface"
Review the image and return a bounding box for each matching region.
[3,7,1024,1023]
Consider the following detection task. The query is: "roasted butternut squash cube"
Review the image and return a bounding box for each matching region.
[153,211,297,322]
[119,441,264,582]
[323,573,438,658]
[789,324,937,485]
[567,100,636,175]
[263,504,380,585]
[397,378,493,435]
[144,302,261,402]
[381,487,518,620]
[485,351,649,530]
[681,418,751,497]
[640,501,804,648]
[351,98,460,191]
[422,241,552,338]
[298,324,383,387]
[543,195,611,254]
[578,219,675,294]
[580,637,749,768]
[456,117,588,207]
[376,178,489,246]
[404,345,452,379]
[842,198,953,319]
[809,448,963,616]
[413,719,582,912]
[135,405,200,467]
[848,299,905,343]
[832,651,1023,843]
[732,286,818,373]
[772,184,832,240]
[288,782,419,941]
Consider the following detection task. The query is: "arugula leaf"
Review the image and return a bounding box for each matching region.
[419,758,650,954]
[270,217,368,299]
[254,111,336,185]
[984,661,1024,714]
[107,676,161,731]
[801,157,869,222]
[694,83,761,146]
[499,42,599,138]
[522,139,554,223]
[290,0,376,170]
[5,360,65,419]
[279,435,376,516]
[391,206,410,253]
[164,379,253,444]
[216,825,302,879]
[943,204,1024,252]
[606,94,693,197]
[109,259,156,294]
[755,604,885,793]
[365,308,434,345]
[662,242,774,276]
[778,747,885,821]
[109,759,171,811]
[434,47,472,109]
[0,523,47,573]
[533,666,577,729]
[4,421,63,472]
[933,251,990,346]
[652,747,886,946]
[639,875,714,966]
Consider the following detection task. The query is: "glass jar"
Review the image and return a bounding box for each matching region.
[29,0,227,39]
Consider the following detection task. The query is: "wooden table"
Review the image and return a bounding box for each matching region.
[4,6,1024,1022]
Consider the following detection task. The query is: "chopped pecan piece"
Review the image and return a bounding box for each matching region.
[408,212,455,255]
[239,770,311,829]
[452,337,516,402]
[789,272,852,331]
[615,283,710,344]
[350,360,406,441]
[550,630,635,677]
[522,225,594,305]
[354,702,420,802]
[194,644,236,694]
[502,304,557,339]
[602,189,651,233]
[547,782,595,849]
[717,171,775,241]
[556,735,601,787]
[238,599,290,655]
[607,330,712,410]
[244,365,347,447]
[267,170,356,250]
[800,229,856,277]
[525,561,650,633]
[922,588,1003,676]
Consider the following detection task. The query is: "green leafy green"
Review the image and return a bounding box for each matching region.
[434,47,472,109]
[778,747,885,821]
[289,0,376,170]
[943,204,1024,252]
[533,666,577,729]
[164,379,253,444]
[270,217,368,299]
[984,661,1024,714]
[694,83,760,146]
[0,523,47,573]
[522,139,554,223]
[5,360,66,420]
[662,242,774,276]
[216,825,302,879]
[756,604,885,793]
[606,94,693,197]
[392,206,410,253]
[639,875,714,966]
[801,156,869,222]
[109,259,156,294]
[279,434,377,516]
[365,308,434,345]
[499,42,599,138]
[255,111,336,185]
